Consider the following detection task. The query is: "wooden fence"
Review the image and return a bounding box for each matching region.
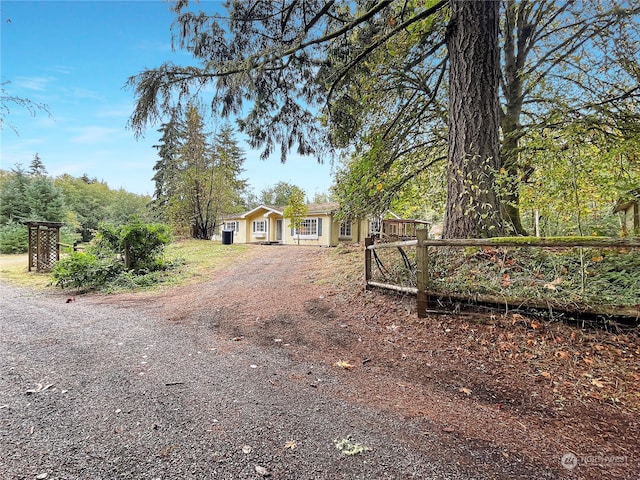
[365,230,640,319]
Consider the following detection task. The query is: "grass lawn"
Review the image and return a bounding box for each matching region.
[162,239,252,287]
[0,253,56,289]
[0,239,253,293]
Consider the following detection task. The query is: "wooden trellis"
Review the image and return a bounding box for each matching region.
[25,221,64,272]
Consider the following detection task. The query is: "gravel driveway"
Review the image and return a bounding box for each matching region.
[1,246,552,479]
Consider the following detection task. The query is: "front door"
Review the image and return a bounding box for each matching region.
[276,219,283,242]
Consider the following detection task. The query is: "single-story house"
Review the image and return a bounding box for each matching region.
[220,202,402,247]
[613,191,639,236]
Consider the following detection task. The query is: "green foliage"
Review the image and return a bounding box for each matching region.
[260,181,305,207]
[24,176,65,222]
[0,221,29,253]
[55,173,153,242]
[518,125,639,237]
[52,220,173,291]
[94,221,172,271]
[127,1,638,239]
[52,251,123,290]
[371,242,640,310]
[0,166,32,223]
[0,164,68,252]
[283,187,308,244]
[154,106,247,238]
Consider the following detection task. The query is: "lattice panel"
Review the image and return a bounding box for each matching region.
[39,229,58,271]
[29,228,39,269]
[27,224,61,272]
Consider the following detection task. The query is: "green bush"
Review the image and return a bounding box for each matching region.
[94,220,172,271]
[51,251,123,290]
[52,220,174,291]
[0,222,29,253]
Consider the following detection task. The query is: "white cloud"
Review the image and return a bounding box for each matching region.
[47,65,74,75]
[14,76,54,91]
[69,126,126,144]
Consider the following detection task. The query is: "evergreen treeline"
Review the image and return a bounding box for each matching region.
[0,154,153,253]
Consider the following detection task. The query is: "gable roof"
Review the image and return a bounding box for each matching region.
[239,205,283,219]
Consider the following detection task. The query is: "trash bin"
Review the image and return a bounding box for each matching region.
[222,230,234,245]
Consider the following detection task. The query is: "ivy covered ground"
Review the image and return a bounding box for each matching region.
[369,243,640,319]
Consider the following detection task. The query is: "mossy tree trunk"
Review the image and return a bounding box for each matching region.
[443,0,504,239]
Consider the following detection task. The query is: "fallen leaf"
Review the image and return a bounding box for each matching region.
[555,350,571,359]
[255,465,269,476]
[591,379,605,388]
[591,255,603,262]
[334,436,372,455]
[540,371,552,378]
[334,360,354,370]
[459,387,472,395]
[242,445,252,454]
[500,274,511,287]
[583,358,594,365]
[284,440,297,450]
[530,320,543,330]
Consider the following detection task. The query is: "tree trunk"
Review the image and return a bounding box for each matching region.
[443,0,503,239]
[500,125,529,236]
[498,0,533,236]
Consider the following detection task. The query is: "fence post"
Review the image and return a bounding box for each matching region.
[364,237,373,289]
[416,228,429,318]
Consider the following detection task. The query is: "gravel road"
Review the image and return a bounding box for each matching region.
[1,247,550,479]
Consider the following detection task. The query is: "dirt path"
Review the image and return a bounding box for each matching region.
[1,245,637,479]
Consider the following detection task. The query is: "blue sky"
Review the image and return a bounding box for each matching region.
[1,0,335,199]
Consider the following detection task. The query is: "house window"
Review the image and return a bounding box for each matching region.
[224,221,239,232]
[369,218,381,235]
[339,221,352,238]
[293,218,319,239]
[252,220,267,236]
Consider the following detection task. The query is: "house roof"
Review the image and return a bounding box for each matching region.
[613,189,639,213]
[224,203,340,220]
[223,202,409,220]
[239,205,283,219]
[306,202,339,214]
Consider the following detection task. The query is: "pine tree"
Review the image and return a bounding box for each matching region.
[0,165,30,223]
[25,176,65,222]
[28,153,47,176]
[151,111,184,214]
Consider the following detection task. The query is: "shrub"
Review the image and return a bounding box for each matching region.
[0,222,29,253]
[51,251,123,290]
[94,220,172,271]
[52,220,174,291]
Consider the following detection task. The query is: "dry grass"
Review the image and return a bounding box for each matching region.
[0,240,254,292]
[0,254,57,289]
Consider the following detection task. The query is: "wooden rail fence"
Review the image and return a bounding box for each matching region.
[365,230,640,319]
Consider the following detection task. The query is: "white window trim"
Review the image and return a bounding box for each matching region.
[224,221,239,232]
[339,220,352,239]
[369,218,381,235]
[293,218,319,240]
[252,219,267,237]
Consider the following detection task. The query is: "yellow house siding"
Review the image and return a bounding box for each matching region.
[222,203,401,246]
[285,213,334,246]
